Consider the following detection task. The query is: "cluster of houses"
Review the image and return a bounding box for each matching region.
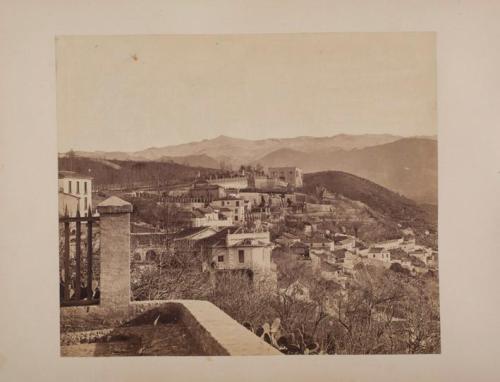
[59,166,438,294]
[126,166,305,287]
[162,170,301,230]
[275,223,438,287]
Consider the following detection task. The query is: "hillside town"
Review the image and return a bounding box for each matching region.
[58,161,439,355]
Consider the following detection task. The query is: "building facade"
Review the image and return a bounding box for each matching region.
[58,171,93,216]
[198,228,276,287]
[210,198,246,224]
[189,183,226,200]
[58,192,80,217]
[268,167,303,188]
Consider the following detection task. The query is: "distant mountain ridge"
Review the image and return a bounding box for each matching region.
[71,133,406,164]
[67,133,437,203]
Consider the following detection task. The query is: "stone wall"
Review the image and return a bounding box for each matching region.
[60,300,280,356]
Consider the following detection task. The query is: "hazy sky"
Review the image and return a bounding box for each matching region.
[57,33,436,152]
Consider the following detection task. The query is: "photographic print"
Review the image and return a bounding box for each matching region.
[57,33,439,356]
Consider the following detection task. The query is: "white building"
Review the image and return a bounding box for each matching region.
[365,247,391,266]
[198,227,276,286]
[210,198,246,224]
[268,167,303,188]
[190,208,233,228]
[58,192,79,217]
[58,171,93,216]
[376,238,404,251]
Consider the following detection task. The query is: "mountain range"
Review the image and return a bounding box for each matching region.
[74,134,404,164]
[69,133,437,204]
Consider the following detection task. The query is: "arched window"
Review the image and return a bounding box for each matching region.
[133,253,142,262]
[146,250,157,262]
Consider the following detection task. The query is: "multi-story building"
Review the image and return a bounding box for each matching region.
[364,247,392,267]
[376,238,404,251]
[58,171,93,216]
[268,167,303,188]
[210,198,246,224]
[197,227,276,287]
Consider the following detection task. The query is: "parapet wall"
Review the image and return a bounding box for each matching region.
[60,300,281,356]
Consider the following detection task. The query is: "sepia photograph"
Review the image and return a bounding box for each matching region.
[5,1,500,381]
[56,33,439,357]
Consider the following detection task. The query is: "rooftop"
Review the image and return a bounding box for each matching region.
[304,237,333,244]
[229,238,273,248]
[58,170,93,180]
[332,248,350,259]
[172,226,217,240]
[58,191,80,199]
[368,247,386,254]
[193,183,223,190]
[197,227,241,247]
[411,249,426,254]
[333,234,354,243]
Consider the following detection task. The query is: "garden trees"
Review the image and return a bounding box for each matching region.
[131,248,211,301]
[208,271,275,327]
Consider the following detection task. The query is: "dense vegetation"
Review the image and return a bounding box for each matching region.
[131,249,440,355]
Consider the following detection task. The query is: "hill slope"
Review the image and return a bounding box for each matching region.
[159,154,220,169]
[58,157,217,188]
[257,138,437,204]
[303,171,437,247]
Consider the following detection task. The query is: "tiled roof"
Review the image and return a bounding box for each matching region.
[196,227,240,247]
[229,239,272,248]
[172,226,216,240]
